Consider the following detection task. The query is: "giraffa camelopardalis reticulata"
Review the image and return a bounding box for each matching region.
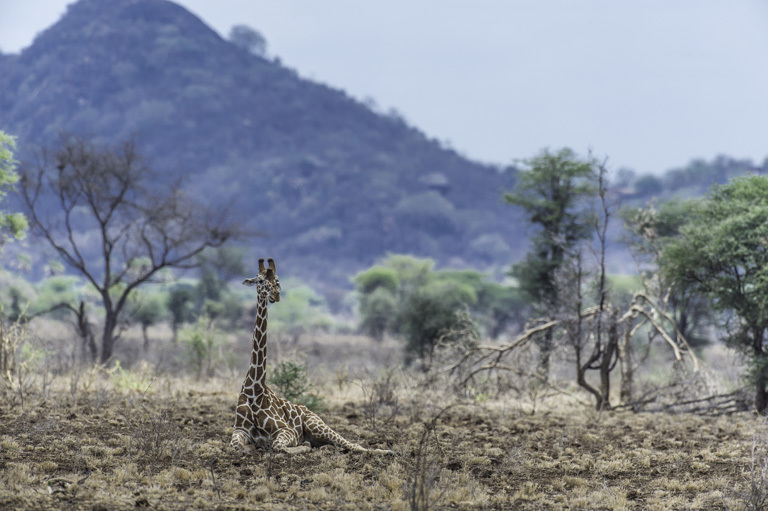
[230,258,393,455]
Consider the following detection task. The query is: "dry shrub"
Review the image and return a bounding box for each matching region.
[741,422,768,510]
[121,397,190,470]
[0,315,28,405]
[361,369,401,430]
[406,407,454,511]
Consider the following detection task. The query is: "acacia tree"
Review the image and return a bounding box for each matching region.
[505,148,595,377]
[663,175,768,413]
[19,135,245,362]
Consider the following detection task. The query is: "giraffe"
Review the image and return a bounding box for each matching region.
[230,258,393,455]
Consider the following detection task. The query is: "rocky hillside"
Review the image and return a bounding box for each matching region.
[0,0,520,286]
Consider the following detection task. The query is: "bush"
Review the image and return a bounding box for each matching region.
[267,279,332,342]
[355,255,523,364]
[359,287,396,341]
[400,286,475,369]
[181,316,220,378]
[269,361,325,413]
[353,266,398,295]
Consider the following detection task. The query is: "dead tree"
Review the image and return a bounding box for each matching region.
[18,135,247,363]
[445,288,700,410]
[446,161,700,410]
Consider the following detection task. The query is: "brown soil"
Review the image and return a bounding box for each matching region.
[0,385,758,510]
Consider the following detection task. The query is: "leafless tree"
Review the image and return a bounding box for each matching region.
[18,135,247,362]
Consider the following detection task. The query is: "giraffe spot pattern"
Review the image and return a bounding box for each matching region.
[229,263,393,455]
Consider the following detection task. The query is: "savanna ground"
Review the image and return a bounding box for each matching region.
[1,323,765,510]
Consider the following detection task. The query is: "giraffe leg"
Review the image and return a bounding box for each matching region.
[230,429,255,454]
[301,407,394,454]
[272,428,311,454]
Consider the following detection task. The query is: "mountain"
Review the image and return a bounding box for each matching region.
[0,0,521,287]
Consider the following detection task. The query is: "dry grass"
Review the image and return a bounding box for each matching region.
[0,368,761,511]
[0,324,761,510]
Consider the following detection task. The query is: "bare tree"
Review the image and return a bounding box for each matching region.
[18,135,246,362]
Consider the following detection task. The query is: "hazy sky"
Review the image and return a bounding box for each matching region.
[2,1,767,174]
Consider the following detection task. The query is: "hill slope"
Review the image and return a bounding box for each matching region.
[0,0,520,286]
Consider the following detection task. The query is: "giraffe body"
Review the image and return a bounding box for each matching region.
[230,258,392,455]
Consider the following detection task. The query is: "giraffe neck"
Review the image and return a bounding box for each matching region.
[244,290,269,397]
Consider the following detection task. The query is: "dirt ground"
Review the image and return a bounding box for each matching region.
[0,378,762,511]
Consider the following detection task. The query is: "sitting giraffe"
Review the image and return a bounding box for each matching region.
[230,258,393,455]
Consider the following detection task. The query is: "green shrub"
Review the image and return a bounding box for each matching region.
[400,285,476,369]
[181,316,220,378]
[269,361,325,413]
[268,279,333,341]
[359,287,396,341]
[353,266,398,295]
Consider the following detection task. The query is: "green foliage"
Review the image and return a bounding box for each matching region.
[196,247,246,303]
[0,273,35,322]
[400,287,474,367]
[269,361,325,413]
[662,175,768,410]
[606,274,643,308]
[505,148,596,309]
[129,288,169,350]
[379,255,434,297]
[31,276,82,319]
[0,131,27,246]
[359,287,396,341]
[193,247,247,326]
[663,176,768,321]
[181,316,221,378]
[109,361,153,394]
[267,279,332,339]
[622,200,698,259]
[354,265,401,340]
[622,200,713,347]
[355,255,525,362]
[354,267,398,295]
[129,289,168,327]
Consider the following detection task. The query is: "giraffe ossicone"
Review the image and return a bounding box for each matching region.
[230,257,393,455]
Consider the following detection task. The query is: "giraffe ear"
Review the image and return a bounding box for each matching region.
[242,277,258,287]
[268,258,276,273]
[258,258,266,274]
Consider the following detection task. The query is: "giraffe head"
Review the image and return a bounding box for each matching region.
[243,257,281,303]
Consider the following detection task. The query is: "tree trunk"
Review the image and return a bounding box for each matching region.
[756,368,767,414]
[86,333,98,363]
[76,302,98,363]
[100,313,118,363]
[142,323,150,352]
[618,314,634,406]
[753,328,767,414]
[536,329,553,382]
[597,307,621,410]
